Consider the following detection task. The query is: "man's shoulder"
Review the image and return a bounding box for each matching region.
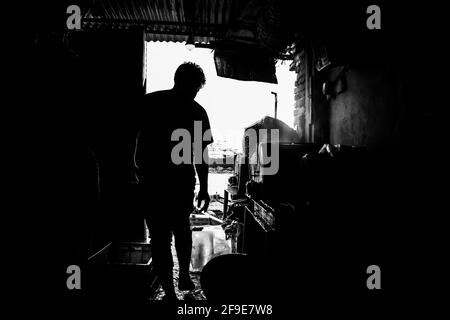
[140,90,172,121]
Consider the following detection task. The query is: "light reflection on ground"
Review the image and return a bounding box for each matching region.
[154,244,207,300]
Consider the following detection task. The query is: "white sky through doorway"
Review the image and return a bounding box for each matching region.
[146,41,296,152]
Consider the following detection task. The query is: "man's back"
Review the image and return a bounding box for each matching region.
[135,89,212,190]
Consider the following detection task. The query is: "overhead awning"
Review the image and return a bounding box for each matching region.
[81,0,295,83]
[84,0,244,44]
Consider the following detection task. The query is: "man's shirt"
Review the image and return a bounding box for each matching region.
[134,89,213,190]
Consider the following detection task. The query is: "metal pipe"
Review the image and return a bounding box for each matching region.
[271,91,278,119]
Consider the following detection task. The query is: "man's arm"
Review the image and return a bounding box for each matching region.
[194,107,213,211]
[134,129,144,183]
[195,146,210,212]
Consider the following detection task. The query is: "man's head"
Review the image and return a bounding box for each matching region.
[173,62,206,99]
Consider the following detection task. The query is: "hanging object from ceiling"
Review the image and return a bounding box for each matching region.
[214,44,278,84]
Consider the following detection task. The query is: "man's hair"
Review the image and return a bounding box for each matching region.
[174,62,206,89]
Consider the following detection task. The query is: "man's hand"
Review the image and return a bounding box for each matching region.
[196,190,210,212]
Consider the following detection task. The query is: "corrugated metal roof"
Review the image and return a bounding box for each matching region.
[83,0,238,43]
[79,0,295,83]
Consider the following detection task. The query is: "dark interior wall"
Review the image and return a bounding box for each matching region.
[308,2,445,152]
[70,28,147,249]
[292,2,447,299]
[328,64,401,149]
[16,3,149,299]
[25,25,147,264]
[284,0,444,152]
[322,42,443,153]
[321,51,446,295]
[72,29,145,188]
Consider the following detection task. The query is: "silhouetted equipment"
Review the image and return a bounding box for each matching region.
[215,116,372,300]
[87,242,159,302]
[201,254,275,303]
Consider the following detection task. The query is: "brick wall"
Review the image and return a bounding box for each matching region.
[289,43,332,145]
[290,48,309,142]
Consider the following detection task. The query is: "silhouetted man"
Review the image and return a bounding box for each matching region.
[134,62,212,301]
